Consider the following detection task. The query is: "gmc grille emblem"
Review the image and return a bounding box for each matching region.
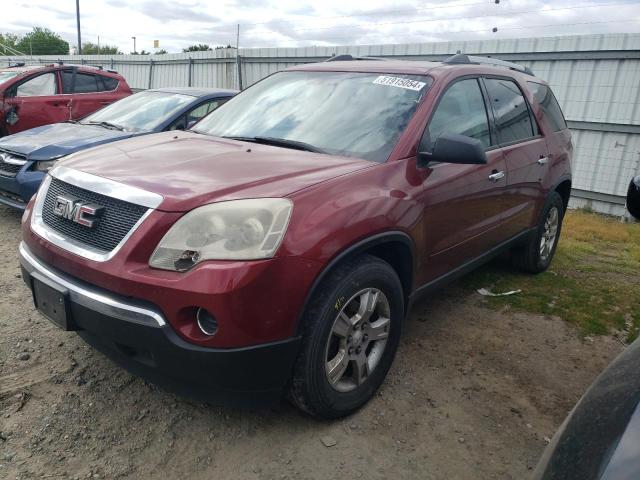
[53,195,105,228]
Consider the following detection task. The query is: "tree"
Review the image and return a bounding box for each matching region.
[155,49,168,54]
[81,42,121,55]
[131,50,151,55]
[215,45,236,50]
[0,33,22,55]
[16,27,69,55]
[183,44,211,52]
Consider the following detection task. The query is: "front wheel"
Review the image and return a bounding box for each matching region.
[289,255,404,419]
[511,191,565,273]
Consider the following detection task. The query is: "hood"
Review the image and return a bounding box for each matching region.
[0,122,137,161]
[61,131,373,212]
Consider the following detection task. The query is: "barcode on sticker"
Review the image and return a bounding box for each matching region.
[373,76,426,91]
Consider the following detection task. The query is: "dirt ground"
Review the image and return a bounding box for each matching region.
[0,204,625,480]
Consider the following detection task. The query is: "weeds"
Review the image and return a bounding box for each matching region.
[464,210,640,342]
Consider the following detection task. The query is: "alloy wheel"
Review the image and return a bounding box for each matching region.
[325,288,391,393]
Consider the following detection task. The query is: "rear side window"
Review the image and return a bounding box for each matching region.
[100,76,119,91]
[423,78,491,152]
[484,78,534,144]
[527,82,567,132]
[74,73,99,93]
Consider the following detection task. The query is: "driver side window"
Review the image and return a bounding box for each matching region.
[16,73,57,97]
[421,78,491,153]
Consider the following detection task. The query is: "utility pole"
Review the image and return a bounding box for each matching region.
[132,36,137,54]
[98,35,100,53]
[236,24,242,90]
[76,0,82,55]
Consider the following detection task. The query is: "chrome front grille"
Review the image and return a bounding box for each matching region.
[31,166,164,262]
[0,152,27,178]
[41,177,149,253]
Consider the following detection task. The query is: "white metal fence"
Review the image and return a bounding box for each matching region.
[3,33,640,216]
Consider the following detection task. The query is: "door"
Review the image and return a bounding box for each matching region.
[483,77,549,238]
[66,71,109,119]
[416,77,508,283]
[4,72,71,135]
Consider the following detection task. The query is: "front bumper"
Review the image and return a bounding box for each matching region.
[19,242,302,406]
[0,167,44,210]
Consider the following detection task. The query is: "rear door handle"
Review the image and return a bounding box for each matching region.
[537,157,549,165]
[488,171,505,182]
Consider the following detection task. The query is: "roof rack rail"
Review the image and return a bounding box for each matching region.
[51,60,117,74]
[443,53,534,76]
[325,54,387,62]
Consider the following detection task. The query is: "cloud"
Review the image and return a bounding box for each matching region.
[5,0,640,52]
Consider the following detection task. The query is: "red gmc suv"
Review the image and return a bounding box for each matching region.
[19,54,572,419]
[1,63,131,137]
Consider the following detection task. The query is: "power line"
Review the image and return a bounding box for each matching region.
[239,1,639,37]
[245,19,640,45]
[238,0,497,28]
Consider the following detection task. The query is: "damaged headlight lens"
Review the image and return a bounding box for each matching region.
[33,159,60,172]
[149,198,293,271]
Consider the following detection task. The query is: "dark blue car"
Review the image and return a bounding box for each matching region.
[0,87,237,210]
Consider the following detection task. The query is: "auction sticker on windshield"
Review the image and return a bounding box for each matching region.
[373,76,427,91]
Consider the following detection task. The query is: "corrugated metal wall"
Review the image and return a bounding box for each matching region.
[3,33,639,216]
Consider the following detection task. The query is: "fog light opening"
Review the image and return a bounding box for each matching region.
[196,308,218,336]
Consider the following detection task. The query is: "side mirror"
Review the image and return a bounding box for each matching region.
[418,133,487,168]
[628,175,640,220]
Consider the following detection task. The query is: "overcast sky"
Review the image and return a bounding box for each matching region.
[4,0,640,53]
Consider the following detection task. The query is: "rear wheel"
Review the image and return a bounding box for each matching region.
[511,191,564,273]
[289,255,404,419]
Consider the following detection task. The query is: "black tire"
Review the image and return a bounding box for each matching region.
[289,254,404,419]
[511,191,565,273]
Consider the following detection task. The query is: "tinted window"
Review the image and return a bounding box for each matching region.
[484,78,534,144]
[74,73,99,93]
[101,76,119,91]
[16,73,56,97]
[423,78,491,152]
[527,82,567,132]
[61,71,74,93]
[195,71,433,163]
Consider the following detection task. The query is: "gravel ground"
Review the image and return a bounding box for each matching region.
[0,204,624,480]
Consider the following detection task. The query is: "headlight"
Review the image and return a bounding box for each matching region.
[33,160,58,172]
[149,198,293,271]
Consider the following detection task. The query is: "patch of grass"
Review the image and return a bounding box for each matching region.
[463,210,640,342]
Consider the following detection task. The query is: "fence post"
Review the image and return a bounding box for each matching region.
[111,58,114,70]
[148,58,154,89]
[236,54,243,90]
[188,57,193,87]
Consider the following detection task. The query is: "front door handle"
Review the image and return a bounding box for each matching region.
[488,170,505,182]
[537,156,549,165]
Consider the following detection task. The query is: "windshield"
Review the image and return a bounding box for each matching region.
[194,71,432,162]
[81,91,194,132]
[0,71,20,85]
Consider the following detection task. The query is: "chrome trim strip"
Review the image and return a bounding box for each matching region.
[0,153,28,166]
[51,165,163,209]
[31,169,159,262]
[19,242,166,327]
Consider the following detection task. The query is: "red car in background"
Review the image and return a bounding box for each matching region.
[0,63,131,137]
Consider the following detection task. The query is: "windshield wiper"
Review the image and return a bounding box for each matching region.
[223,136,327,154]
[87,121,125,131]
